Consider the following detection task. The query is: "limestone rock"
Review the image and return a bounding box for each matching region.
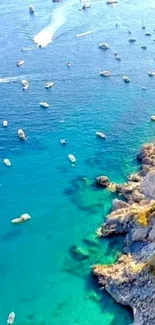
[140,170,155,199]
[96,175,110,187]
[112,199,130,210]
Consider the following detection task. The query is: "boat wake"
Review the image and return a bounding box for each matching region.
[76,29,96,38]
[33,6,66,47]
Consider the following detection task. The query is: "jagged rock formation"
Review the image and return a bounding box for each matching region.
[93,143,155,325]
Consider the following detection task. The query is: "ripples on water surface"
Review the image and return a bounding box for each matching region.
[0,0,155,324]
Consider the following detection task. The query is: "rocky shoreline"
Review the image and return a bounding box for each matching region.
[93,143,155,325]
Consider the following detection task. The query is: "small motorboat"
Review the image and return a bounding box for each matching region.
[128,29,131,34]
[18,129,26,140]
[141,45,147,49]
[107,0,117,4]
[128,38,136,42]
[21,80,29,90]
[142,25,146,29]
[96,131,106,139]
[16,60,25,67]
[40,102,50,108]
[45,82,54,89]
[29,4,35,14]
[7,312,15,324]
[148,71,155,77]
[60,139,66,145]
[66,62,72,67]
[3,158,11,167]
[82,3,91,9]
[115,55,121,60]
[115,23,119,27]
[123,76,130,83]
[145,33,152,36]
[151,116,155,121]
[100,71,110,77]
[68,154,76,163]
[3,120,8,127]
[98,42,110,50]
[114,51,118,56]
[11,213,31,224]
[142,86,146,90]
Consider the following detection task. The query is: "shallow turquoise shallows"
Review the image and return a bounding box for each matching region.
[1,0,155,324]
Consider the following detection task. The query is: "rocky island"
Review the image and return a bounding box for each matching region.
[93,143,155,325]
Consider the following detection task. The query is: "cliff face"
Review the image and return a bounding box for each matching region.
[93,143,155,325]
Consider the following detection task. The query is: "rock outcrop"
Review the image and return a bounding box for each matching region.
[93,143,155,325]
[96,175,110,187]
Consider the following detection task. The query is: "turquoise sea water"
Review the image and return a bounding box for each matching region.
[1,0,155,324]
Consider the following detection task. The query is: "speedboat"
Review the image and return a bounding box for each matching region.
[3,120,8,127]
[145,33,152,36]
[40,102,49,108]
[11,213,31,224]
[60,139,66,145]
[123,76,130,82]
[18,129,26,140]
[68,154,76,163]
[66,62,72,67]
[7,312,15,324]
[141,45,147,49]
[148,71,155,76]
[114,51,118,56]
[100,71,110,77]
[82,3,91,9]
[128,38,136,42]
[3,158,11,167]
[98,42,110,50]
[45,82,54,89]
[29,4,35,14]
[21,80,29,90]
[151,116,155,121]
[107,0,117,4]
[96,131,106,139]
[16,60,25,67]
[142,86,146,90]
[115,55,121,60]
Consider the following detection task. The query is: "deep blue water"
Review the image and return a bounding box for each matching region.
[1,0,155,324]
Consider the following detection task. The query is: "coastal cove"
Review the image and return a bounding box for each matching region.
[1,0,155,325]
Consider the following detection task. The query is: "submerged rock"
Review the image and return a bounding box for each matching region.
[69,245,89,261]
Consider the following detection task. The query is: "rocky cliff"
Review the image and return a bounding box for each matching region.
[93,143,155,325]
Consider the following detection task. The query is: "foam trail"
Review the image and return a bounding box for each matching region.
[33,6,66,47]
[76,29,96,38]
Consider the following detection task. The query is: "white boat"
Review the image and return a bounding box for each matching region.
[114,51,118,56]
[68,154,76,163]
[29,4,35,14]
[40,102,49,108]
[96,131,106,139]
[148,71,155,77]
[82,3,91,9]
[123,76,130,83]
[16,60,25,67]
[107,0,117,4]
[3,158,11,167]
[141,45,147,49]
[3,120,8,127]
[142,86,146,90]
[7,312,15,324]
[128,38,136,42]
[151,116,155,121]
[18,129,26,140]
[100,71,110,77]
[11,213,31,224]
[60,139,66,145]
[98,42,110,50]
[115,55,121,60]
[45,82,54,89]
[66,62,72,67]
[21,80,29,90]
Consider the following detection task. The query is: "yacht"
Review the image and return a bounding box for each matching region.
[21,80,29,90]
[96,131,106,139]
[100,71,110,77]
[40,102,50,108]
[7,312,15,324]
[3,158,11,167]
[123,76,130,82]
[45,82,54,89]
[18,129,26,140]
[3,120,8,127]
[16,60,25,67]
[128,38,136,42]
[98,42,110,50]
[141,45,147,49]
[11,213,31,224]
[68,154,76,163]
[148,71,155,77]
[29,4,35,14]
